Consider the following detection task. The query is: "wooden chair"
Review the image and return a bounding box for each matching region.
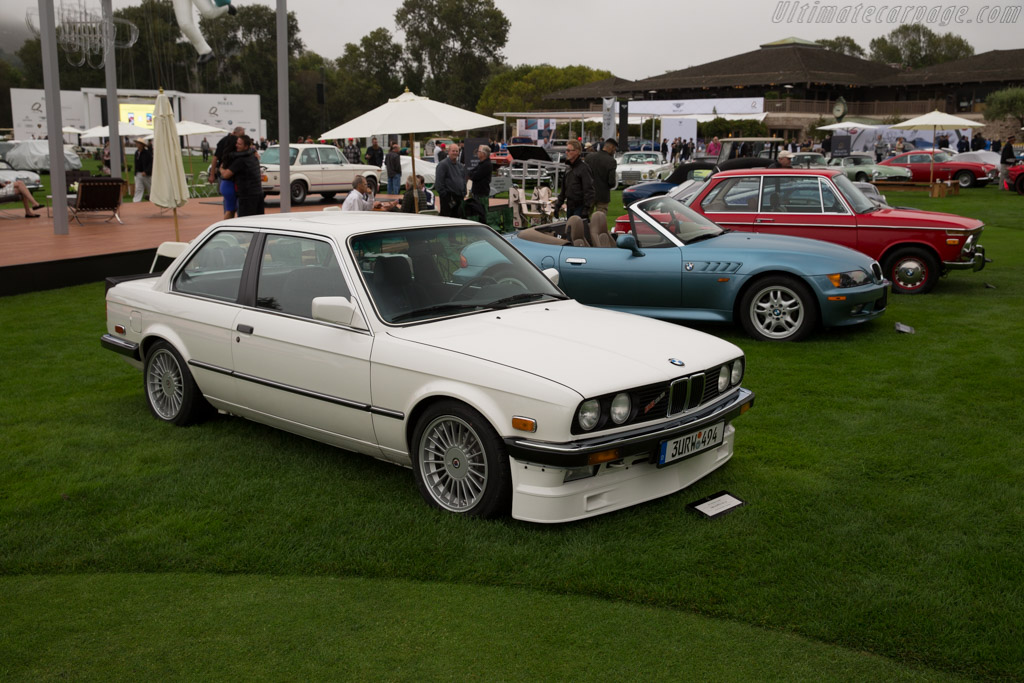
[68,177,128,225]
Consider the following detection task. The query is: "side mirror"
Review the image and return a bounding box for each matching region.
[312,296,368,330]
[616,233,645,257]
[542,267,560,286]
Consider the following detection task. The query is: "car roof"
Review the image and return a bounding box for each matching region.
[711,167,842,178]
[209,211,481,242]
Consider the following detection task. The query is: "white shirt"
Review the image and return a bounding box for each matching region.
[341,189,374,211]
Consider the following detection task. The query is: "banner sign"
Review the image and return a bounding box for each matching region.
[629,97,764,116]
[11,88,87,140]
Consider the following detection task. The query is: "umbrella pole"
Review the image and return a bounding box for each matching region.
[173,207,180,241]
[930,125,935,184]
[410,133,418,213]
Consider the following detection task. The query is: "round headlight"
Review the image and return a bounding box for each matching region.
[577,399,600,431]
[718,366,730,392]
[731,359,744,385]
[610,393,631,425]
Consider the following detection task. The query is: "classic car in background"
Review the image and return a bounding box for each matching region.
[260,143,383,204]
[828,153,912,182]
[498,195,890,342]
[616,152,675,186]
[3,140,83,172]
[621,162,719,205]
[101,213,753,523]
[686,168,986,294]
[878,150,997,187]
[1009,164,1024,194]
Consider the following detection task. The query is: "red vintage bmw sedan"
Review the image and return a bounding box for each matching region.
[672,168,987,294]
[879,150,998,187]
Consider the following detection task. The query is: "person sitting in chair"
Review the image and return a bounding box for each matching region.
[0,179,43,218]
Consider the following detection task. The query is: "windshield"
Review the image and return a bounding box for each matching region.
[668,178,707,204]
[631,195,724,245]
[259,146,298,165]
[350,224,565,324]
[832,174,876,214]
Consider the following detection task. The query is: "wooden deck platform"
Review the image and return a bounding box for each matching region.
[0,194,510,296]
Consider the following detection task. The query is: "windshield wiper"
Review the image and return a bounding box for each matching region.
[390,302,484,322]
[484,292,567,309]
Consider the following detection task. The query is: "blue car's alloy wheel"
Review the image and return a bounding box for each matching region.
[739,276,817,342]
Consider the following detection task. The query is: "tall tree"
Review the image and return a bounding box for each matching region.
[816,36,865,58]
[394,0,508,110]
[0,58,25,128]
[869,24,973,69]
[476,64,612,116]
[15,37,105,91]
[329,28,405,129]
[113,0,194,91]
[984,87,1024,128]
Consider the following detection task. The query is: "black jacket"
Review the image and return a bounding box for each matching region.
[584,150,616,203]
[227,149,262,198]
[134,146,153,175]
[468,158,492,197]
[557,156,595,214]
[365,145,384,167]
[385,151,402,178]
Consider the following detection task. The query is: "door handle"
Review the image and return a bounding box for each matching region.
[565,258,587,265]
[236,324,254,334]
[755,218,774,223]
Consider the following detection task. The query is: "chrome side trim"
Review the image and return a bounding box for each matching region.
[100,334,140,360]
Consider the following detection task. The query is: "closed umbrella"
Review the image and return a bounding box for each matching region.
[150,90,190,240]
[889,110,985,183]
[320,90,502,212]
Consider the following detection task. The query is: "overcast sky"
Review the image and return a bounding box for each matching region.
[2,0,1022,82]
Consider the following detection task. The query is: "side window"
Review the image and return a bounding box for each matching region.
[319,146,343,165]
[256,234,351,320]
[700,177,760,213]
[761,177,822,213]
[299,148,320,165]
[173,231,253,302]
[908,154,929,164]
[819,179,848,214]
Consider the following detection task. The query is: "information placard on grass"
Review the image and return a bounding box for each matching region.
[687,491,745,519]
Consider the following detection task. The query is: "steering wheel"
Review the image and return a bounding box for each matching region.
[451,275,497,301]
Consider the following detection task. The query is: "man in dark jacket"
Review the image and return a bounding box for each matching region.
[220,135,264,217]
[385,143,403,195]
[1000,134,1016,190]
[553,139,595,219]
[364,136,384,168]
[584,138,617,216]
[132,138,153,202]
[434,143,466,218]
[465,144,492,222]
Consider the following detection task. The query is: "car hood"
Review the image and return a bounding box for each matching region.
[692,232,877,271]
[857,207,984,230]
[383,300,741,398]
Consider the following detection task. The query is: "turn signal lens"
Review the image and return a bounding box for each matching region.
[512,416,536,433]
[587,449,621,466]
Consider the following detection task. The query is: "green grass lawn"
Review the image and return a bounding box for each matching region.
[1,185,1022,680]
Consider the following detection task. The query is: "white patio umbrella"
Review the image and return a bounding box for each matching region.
[150,91,190,241]
[818,121,878,131]
[889,110,985,183]
[319,90,502,211]
[80,122,152,139]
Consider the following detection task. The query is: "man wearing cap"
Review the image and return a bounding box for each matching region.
[1000,134,1016,190]
[585,138,618,217]
[132,138,153,202]
[768,150,794,168]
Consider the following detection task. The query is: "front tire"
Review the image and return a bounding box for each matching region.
[144,341,209,425]
[883,247,940,295]
[739,276,817,342]
[411,401,511,518]
[290,180,307,204]
[366,176,379,195]
[956,171,975,188]
[1015,174,1024,195]
[855,171,869,182]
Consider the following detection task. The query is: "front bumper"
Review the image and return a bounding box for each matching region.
[943,244,987,272]
[816,280,889,329]
[504,387,753,468]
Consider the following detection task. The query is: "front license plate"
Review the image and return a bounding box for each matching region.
[658,422,724,467]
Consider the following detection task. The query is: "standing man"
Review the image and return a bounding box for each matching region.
[465,144,492,222]
[553,139,595,220]
[364,136,384,168]
[874,135,888,163]
[344,138,360,164]
[132,138,153,202]
[219,135,264,217]
[1000,134,1016,190]
[200,137,211,162]
[384,142,403,195]
[585,138,617,217]
[434,143,466,218]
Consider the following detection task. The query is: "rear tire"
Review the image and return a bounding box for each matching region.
[411,401,511,518]
[290,180,307,204]
[143,341,210,426]
[739,276,817,342]
[883,247,940,295]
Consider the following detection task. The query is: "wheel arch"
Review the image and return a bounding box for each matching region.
[879,241,942,271]
[732,270,822,323]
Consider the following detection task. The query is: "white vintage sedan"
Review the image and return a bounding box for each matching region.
[260,144,382,204]
[616,152,674,186]
[101,213,753,523]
